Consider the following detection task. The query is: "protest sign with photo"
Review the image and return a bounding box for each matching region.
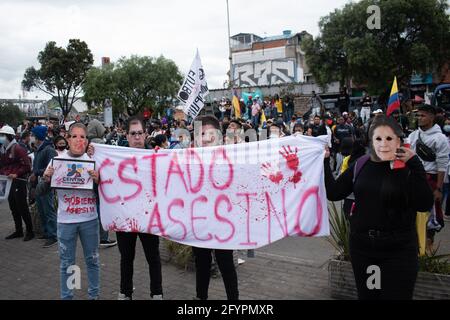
[50,158,96,190]
[0,176,12,202]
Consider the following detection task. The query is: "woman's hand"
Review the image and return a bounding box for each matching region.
[43,167,54,183]
[87,144,95,158]
[395,147,415,163]
[88,170,99,184]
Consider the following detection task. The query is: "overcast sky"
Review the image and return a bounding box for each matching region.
[0,0,350,100]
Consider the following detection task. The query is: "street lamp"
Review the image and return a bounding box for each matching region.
[226,0,233,89]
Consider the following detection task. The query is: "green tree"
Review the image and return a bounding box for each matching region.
[22,39,94,119]
[0,102,25,127]
[82,63,115,110]
[303,0,450,94]
[83,55,183,116]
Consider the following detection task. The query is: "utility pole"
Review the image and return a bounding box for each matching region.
[226,0,233,89]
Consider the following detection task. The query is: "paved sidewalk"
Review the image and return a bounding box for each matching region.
[0,201,331,300]
[2,200,449,300]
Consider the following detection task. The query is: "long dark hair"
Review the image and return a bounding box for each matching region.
[367,115,409,225]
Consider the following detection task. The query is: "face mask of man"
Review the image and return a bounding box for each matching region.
[270,133,280,139]
[0,136,7,145]
[444,125,450,133]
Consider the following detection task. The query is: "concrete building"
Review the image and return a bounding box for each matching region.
[230,30,312,87]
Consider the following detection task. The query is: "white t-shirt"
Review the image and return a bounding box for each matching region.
[48,153,98,224]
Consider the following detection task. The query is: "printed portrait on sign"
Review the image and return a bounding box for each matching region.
[51,159,96,190]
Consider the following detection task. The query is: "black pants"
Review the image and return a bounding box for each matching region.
[349,231,418,300]
[116,232,162,297]
[192,247,239,300]
[8,179,33,234]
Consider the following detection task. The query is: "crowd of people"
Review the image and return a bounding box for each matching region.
[1,88,450,300]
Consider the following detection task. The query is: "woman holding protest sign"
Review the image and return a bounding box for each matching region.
[324,115,433,300]
[39,122,101,300]
[192,115,239,301]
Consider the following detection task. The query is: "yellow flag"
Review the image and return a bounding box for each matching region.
[260,111,267,127]
[416,211,429,256]
[232,95,241,119]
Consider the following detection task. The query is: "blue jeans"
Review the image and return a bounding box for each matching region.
[58,219,100,300]
[251,115,259,128]
[36,192,57,240]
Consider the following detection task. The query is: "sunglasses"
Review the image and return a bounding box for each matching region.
[129,131,144,137]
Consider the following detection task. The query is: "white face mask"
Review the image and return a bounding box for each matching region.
[444,125,450,133]
[270,134,279,139]
[0,136,7,145]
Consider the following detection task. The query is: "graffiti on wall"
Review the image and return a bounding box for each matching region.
[233,59,297,87]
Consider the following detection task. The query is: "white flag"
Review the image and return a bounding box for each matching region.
[177,50,209,119]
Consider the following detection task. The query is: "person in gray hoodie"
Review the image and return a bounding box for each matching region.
[31,125,58,248]
[408,104,450,247]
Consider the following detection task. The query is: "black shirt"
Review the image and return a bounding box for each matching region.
[324,156,433,233]
[310,124,327,137]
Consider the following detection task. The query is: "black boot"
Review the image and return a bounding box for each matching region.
[5,231,24,240]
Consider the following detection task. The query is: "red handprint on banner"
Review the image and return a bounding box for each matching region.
[127,218,142,233]
[289,171,302,184]
[279,146,299,171]
[261,162,284,184]
[279,145,302,186]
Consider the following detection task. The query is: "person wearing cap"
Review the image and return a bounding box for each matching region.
[31,125,58,248]
[0,125,34,241]
[408,104,450,250]
[373,109,383,115]
[224,120,244,144]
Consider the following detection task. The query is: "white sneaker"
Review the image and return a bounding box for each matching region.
[151,294,163,300]
[118,293,131,300]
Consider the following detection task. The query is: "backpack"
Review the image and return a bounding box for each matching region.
[347,154,370,217]
[352,154,370,184]
[415,132,437,162]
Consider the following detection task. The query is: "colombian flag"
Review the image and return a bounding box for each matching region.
[386,77,400,116]
[232,89,241,119]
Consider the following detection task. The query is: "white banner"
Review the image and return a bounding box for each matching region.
[93,135,329,250]
[177,50,209,119]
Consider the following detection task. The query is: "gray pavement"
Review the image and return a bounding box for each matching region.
[1,200,449,300]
